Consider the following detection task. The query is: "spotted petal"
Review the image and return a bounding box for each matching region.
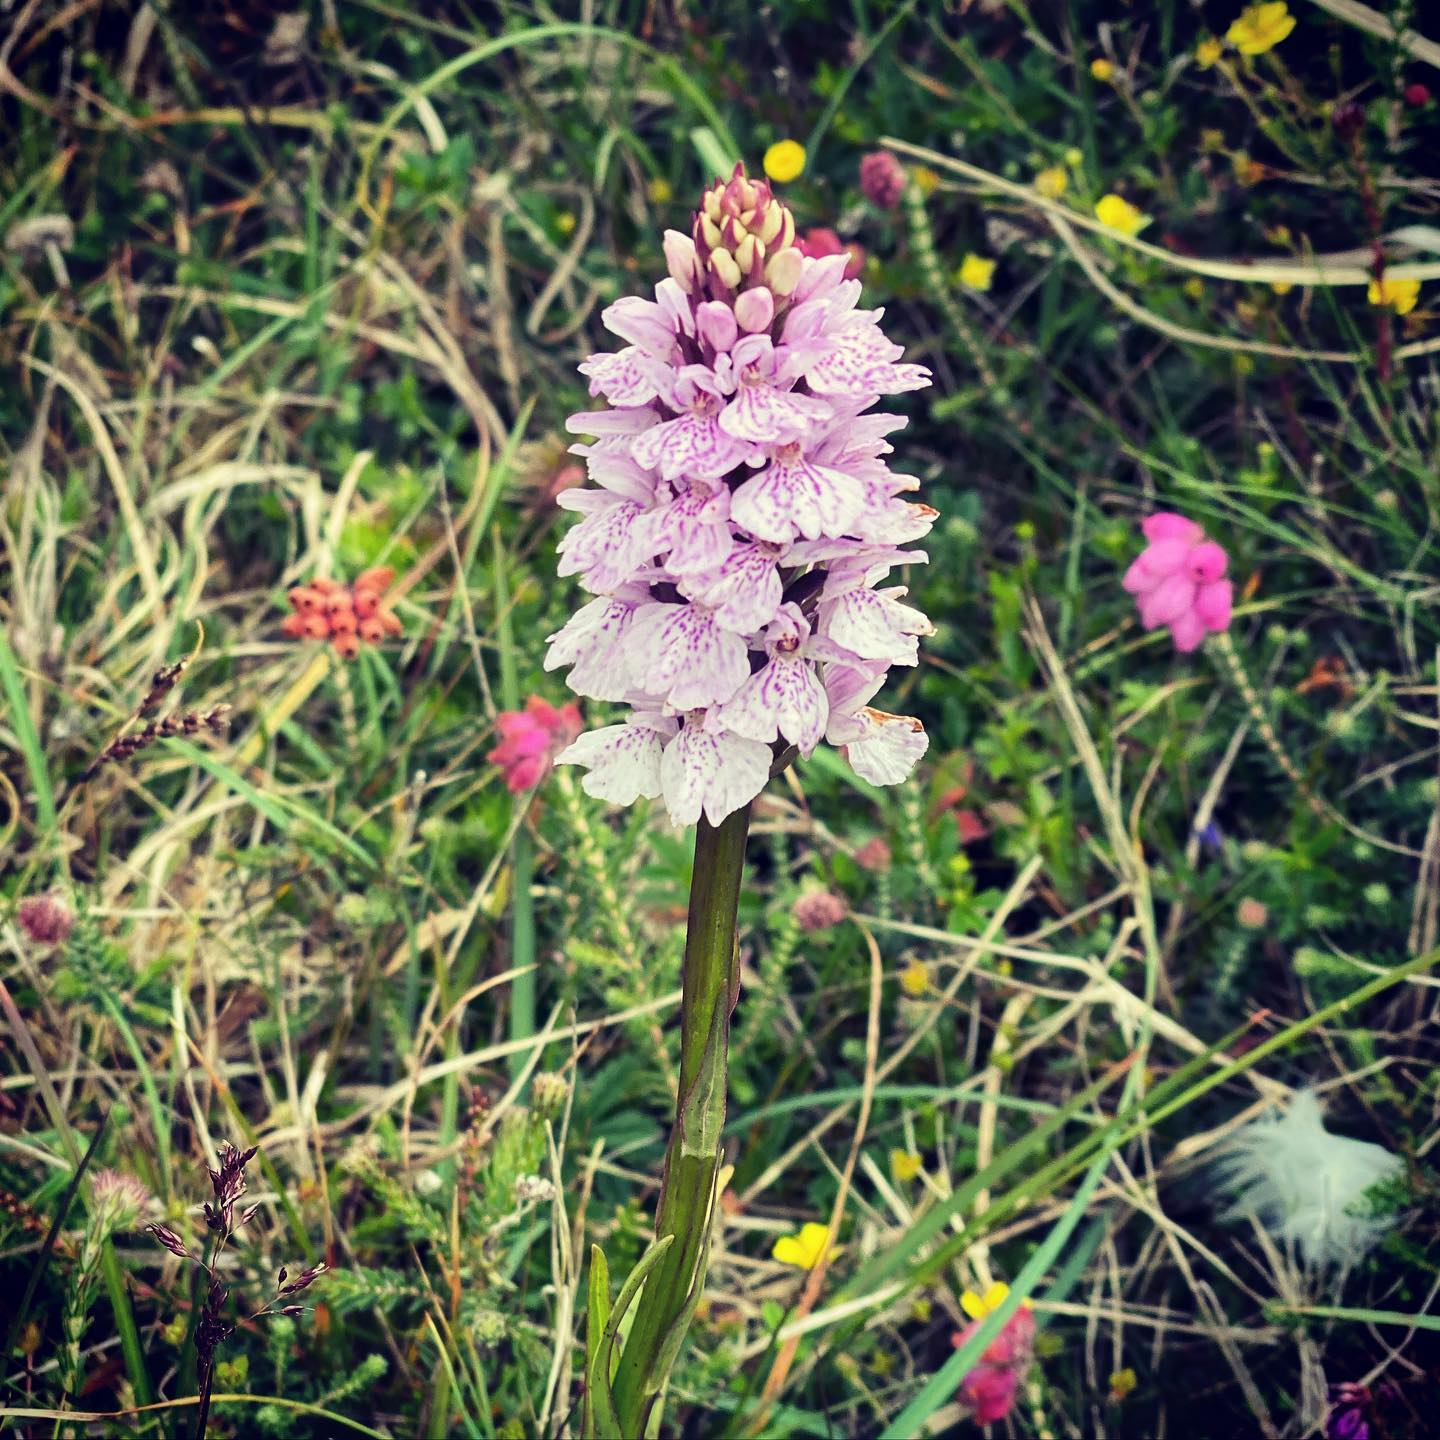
[730,450,866,543]
[659,724,772,826]
[630,602,751,709]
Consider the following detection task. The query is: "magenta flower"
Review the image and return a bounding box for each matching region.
[794,226,866,280]
[1122,512,1233,652]
[951,1287,1036,1425]
[489,697,583,794]
[859,151,907,210]
[550,164,934,827]
[17,892,74,946]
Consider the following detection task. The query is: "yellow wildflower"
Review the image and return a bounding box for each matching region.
[899,959,929,996]
[1196,37,1223,68]
[1035,164,1068,199]
[1094,193,1150,236]
[763,139,806,184]
[912,165,940,196]
[1227,2,1296,56]
[1109,1367,1138,1400]
[960,1281,1034,1320]
[890,1149,923,1182]
[556,212,576,236]
[646,176,673,205]
[1183,277,1205,300]
[1271,280,1293,295]
[1090,57,1116,82]
[772,1221,832,1270]
[958,253,997,291]
[1368,276,1420,315]
[1064,146,1084,167]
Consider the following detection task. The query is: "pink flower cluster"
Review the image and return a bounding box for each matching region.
[489,697,582,793]
[859,151,907,210]
[549,164,935,827]
[952,1304,1036,1425]
[1122,512,1233,652]
[795,226,865,279]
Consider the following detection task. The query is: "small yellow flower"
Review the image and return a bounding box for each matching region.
[890,1149,923,1182]
[1094,193,1150,237]
[646,176,673,205]
[960,1281,1034,1320]
[556,212,577,236]
[1369,276,1420,315]
[1196,37,1224,68]
[899,959,929,996]
[1227,2,1296,56]
[1035,164,1069,199]
[958,253,997,291]
[763,139,806,184]
[912,165,940,196]
[1200,127,1226,153]
[1270,280,1293,295]
[1064,146,1084,168]
[1109,1367,1138,1400]
[772,1221,832,1270]
[1090,57,1116,82]
[1183,276,1205,300]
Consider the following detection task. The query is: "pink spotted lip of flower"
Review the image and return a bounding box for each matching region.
[1122,512,1234,653]
[548,163,935,827]
[489,697,583,794]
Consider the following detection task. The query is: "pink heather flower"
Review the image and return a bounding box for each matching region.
[792,889,848,932]
[489,697,583,793]
[1122,512,1233,653]
[859,151,907,210]
[17,892,74,946]
[551,163,934,828]
[795,227,865,280]
[952,1298,1036,1425]
[854,836,892,871]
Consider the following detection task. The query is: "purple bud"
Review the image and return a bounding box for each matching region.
[734,286,775,333]
[663,230,698,292]
[859,151,907,209]
[17,893,74,946]
[696,300,738,353]
[1332,101,1365,141]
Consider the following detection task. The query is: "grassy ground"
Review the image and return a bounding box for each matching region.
[4,1,1440,1435]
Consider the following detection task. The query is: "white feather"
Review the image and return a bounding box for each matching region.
[1214,1091,1402,1269]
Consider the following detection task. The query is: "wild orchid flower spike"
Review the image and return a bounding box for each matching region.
[550,162,935,825]
[552,164,934,1438]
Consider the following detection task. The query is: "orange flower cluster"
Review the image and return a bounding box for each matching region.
[281,568,401,661]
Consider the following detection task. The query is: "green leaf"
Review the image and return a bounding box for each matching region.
[584,1245,614,1439]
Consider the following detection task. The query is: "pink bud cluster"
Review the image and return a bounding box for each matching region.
[859,151,907,210]
[952,1306,1036,1424]
[548,164,935,827]
[489,696,582,794]
[1122,512,1233,652]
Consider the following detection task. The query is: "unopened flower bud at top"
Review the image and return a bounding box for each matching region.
[692,163,800,302]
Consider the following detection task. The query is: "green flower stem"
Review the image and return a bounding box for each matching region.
[612,805,751,1435]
